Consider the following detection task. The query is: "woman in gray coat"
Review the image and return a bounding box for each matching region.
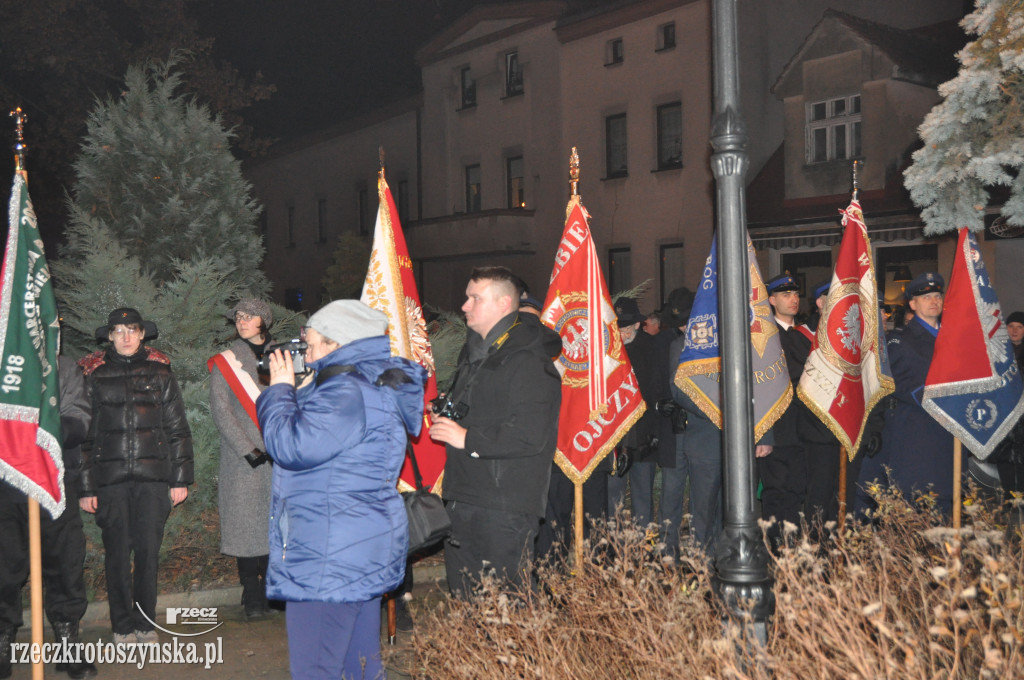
[208,299,273,619]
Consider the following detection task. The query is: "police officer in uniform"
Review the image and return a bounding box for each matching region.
[856,273,955,516]
[760,273,841,542]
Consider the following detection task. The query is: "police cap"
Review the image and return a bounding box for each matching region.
[766,273,799,294]
[903,272,944,300]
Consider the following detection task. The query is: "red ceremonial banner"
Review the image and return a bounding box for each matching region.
[797,198,894,457]
[540,197,645,484]
[362,174,446,490]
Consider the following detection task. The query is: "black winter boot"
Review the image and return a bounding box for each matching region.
[238,557,265,620]
[0,627,14,680]
[256,554,272,614]
[52,620,97,679]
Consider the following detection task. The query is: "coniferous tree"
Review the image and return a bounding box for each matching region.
[904,0,1024,234]
[54,56,300,585]
[65,54,268,292]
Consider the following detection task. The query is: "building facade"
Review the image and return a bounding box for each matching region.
[747,9,1024,324]
[245,0,973,315]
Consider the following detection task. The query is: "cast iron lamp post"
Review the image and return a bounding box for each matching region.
[709,0,774,640]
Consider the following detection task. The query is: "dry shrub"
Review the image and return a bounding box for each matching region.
[409,492,1024,679]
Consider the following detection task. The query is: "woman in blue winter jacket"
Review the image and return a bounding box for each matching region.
[256,300,425,680]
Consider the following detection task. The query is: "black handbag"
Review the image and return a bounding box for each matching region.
[402,443,451,555]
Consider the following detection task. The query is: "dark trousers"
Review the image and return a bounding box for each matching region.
[536,464,607,562]
[759,442,840,541]
[0,485,87,630]
[286,599,383,680]
[95,482,170,635]
[445,500,539,598]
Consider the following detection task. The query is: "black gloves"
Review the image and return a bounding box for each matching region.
[245,449,271,468]
[655,398,688,433]
[611,447,632,478]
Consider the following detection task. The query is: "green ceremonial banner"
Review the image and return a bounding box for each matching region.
[0,172,63,518]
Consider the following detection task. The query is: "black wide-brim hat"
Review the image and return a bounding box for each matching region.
[94,307,158,342]
[614,297,646,327]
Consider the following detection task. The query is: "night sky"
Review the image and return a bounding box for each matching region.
[195,0,481,141]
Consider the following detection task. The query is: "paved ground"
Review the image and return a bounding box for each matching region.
[7,563,446,680]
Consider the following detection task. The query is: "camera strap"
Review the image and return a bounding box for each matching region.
[314,363,357,387]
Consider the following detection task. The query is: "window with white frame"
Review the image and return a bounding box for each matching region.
[505,51,523,97]
[806,94,861,163]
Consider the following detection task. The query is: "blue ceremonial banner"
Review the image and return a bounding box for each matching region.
[674,234,791,440]
[922,228,1024,459]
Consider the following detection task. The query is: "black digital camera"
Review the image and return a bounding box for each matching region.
[256,339,308,374]
[431,393,469,422]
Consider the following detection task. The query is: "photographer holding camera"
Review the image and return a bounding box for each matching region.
[257,300,425,680]
[430,266,561,598]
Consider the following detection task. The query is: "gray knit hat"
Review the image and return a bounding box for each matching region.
[227,298,273,327]
[307,300,388,347]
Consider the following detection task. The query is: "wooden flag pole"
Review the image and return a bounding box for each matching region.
[953,439,962,529]
[837,447,848,531]
[28,498,44,680]
[574,483,584,568]
[12,107,44,680]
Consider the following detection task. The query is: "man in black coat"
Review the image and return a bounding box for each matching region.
[759,274,840,542]
[78,308,193,644]
[856,273,955,516]
[606,297,674,529]
[0,358,96,679]
[432,267,561,597]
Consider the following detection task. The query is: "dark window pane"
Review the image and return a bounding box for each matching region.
[834,123,847,159]
[852,121,862,157]
[317,198,327,242]
[461,67,476,108]
[465,164,481,212]
[606,114,628,177]
[660,243,685,308]
[811,102,826,121]
[812,127,827,162]
[505,52,523,96]
[662,23,676,49]
[609,38,624,63]
[657,103,683,169]
[507,156,524,208]
[608,247,632,295]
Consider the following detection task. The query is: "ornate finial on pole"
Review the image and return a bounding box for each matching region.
[852,160,860,201]
[378,146,386,180]
[10,107,27,172]
[569,147,580,197]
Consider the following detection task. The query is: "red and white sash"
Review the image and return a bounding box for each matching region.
[207,350,261,430]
